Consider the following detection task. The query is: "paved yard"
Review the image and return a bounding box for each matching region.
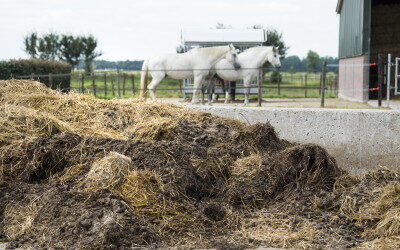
[157,97,388,109]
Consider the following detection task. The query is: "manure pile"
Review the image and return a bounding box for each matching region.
[0,79,399,249]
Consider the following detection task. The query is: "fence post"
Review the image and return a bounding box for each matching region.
[305,74,308,97]
[258,68,262,107]
[387,53,392,108]
[81,74,85,93]
[123,73,126,95]
[30,73,34,80]
[321,61,327,107]
[378,53,384,107]
[319,74,322,95]
[110,74,115,96]
[117,69,121,98]
[277,74,281,96]
[91,73,96,97]
[131,74,135,95]
[49,73,53,89]
[179,80,183,94]
[335,76,338,94]
[104,73,107,97]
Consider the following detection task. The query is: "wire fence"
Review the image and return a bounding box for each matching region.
[14,68,339,101]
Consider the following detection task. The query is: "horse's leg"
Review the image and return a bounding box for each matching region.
[207,79,214,105]
[223,81,229,104]
[147,73,164,101]
[243,77,252,106]
[192,74,205,104]
[201,85,205,105]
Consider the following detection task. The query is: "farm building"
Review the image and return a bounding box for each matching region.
[336,0,400,102]
[182,28,265,52]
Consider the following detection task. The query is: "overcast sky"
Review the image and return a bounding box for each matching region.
[0,0,339,61]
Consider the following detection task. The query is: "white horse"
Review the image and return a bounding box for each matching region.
[140,44,240,103]
[205,46,281,105]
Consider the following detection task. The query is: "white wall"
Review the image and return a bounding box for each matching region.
[190,106,400,175]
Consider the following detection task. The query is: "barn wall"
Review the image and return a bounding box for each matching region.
[189,106,400,176]
[338,55,369,102]
[338,0,371,59]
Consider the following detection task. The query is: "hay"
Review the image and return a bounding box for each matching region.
[84,152,133,191]
[3,201,39,240]
[1,79,400,248]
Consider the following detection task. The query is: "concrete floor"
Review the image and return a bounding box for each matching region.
[368,99,400,109]
[157,97,386,110]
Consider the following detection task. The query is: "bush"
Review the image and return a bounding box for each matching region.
[270,71,282,83]
[0,59,71,91]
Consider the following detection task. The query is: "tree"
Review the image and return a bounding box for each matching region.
[59,35,83,69]
[306,50,320,73]
[37,33,60,60]
[288,66,296,82]
[24,32,38,59]
[281,55,303,71]
[262,28,289,58]
[176,45,185,53]
[23,33,102,71]
[81,35,102,73]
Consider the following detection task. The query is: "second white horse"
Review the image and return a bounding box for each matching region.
[206,46,281,105]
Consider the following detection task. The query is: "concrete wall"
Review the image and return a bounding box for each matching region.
[338,55,369,102]
[190,106,400,176]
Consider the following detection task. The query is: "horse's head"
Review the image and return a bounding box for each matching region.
[267,46,281,69]
[224,44,241,70]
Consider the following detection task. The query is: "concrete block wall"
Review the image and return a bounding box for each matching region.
[190,106,400,176]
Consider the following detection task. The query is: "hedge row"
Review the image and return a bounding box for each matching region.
[0,59,71,91]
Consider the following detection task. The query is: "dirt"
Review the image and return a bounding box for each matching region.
[0,80,399,249]
[1,183,158,248]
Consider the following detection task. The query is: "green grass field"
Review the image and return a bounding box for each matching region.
[68,70,338,99]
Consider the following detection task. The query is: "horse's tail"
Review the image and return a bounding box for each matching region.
[140,58,149,99]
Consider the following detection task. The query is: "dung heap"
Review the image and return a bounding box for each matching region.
[0,79,399,249]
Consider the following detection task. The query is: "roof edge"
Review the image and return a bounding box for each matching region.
[336,0,344,13]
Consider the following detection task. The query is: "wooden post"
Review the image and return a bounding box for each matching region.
[179,80,183,94]
[258,68,262,107]
[110,74,115,96]
[123,73,126,95]
[49,73,53,89]
[319,74,322,95]
[131,74,135,95]
[277,74,281,95]
[30,73,34,80]
[117,69,121,98]
[378,54,384,107]
[104,73,107,97]
[81,73,85,93]
[91,73,96,97]
[321,61,327,107]
[305,74,308,97]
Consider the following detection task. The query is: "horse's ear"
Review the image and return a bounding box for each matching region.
[229,43,234,50]
[273,46,279,53]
